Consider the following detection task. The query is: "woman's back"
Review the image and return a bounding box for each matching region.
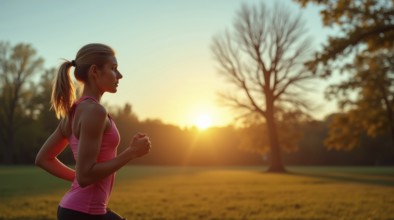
[59,96,120,215]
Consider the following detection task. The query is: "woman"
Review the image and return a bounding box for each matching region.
[35,43,151,220]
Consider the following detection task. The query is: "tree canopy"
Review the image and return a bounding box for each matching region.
[295,0,394,76]
[294,0,394,150]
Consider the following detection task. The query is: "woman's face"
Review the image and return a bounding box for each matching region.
[95,56,123,93]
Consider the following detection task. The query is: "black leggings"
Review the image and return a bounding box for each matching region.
[57,206,126,220]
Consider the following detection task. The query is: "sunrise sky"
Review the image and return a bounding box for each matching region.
[0,0,337,127]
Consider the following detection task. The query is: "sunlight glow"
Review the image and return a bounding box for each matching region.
[195,114,213,130]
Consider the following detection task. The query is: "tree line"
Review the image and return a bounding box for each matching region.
[0,42,392,165]
[1,0,394,167]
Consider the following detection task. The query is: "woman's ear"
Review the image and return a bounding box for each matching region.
[88,64,100,79]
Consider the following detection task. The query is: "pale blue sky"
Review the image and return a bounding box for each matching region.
[0,0,336,127]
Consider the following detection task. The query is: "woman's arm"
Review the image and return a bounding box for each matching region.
[75,104,150,187]
[35,122,75,182]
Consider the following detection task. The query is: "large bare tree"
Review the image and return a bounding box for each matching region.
[211,3,314,172]
[0,42,43,164]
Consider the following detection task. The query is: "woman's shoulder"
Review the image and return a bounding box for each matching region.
[77,99,107,120]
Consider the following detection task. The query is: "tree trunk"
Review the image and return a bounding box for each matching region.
[265,100,286,173]
[386,112,394,149]
[379,86,394,148]
[2,135,14,164]
[2,109,15,164]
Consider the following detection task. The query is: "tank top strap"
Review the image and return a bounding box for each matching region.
[75,96,99,104]
[69,96,99,118]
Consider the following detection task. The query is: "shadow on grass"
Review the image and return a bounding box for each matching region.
[286,167,394,187]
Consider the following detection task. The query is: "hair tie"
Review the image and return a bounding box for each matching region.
[71,60,76,67]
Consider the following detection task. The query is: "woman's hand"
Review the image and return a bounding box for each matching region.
[128,133,151,158]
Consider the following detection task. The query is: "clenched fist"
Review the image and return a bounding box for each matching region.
[128,133,151,158]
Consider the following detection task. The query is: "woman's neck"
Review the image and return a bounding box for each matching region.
[81,86,103,102]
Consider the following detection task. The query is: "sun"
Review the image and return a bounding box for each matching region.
[195,114,213,130]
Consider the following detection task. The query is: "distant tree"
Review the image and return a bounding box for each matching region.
[294,0,394,76]
[0,42,43,164]
[34,68,59,131]
[211,3,314,172]
[111,103,140,152]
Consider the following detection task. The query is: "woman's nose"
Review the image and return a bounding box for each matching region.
[117,71,123,79]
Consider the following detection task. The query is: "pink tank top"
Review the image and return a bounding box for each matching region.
[59,96,120,215]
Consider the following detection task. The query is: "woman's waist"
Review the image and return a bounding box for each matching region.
[60,175,115,210]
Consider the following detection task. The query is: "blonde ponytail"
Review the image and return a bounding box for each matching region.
[50,43,115,119]
[51,60,76,119]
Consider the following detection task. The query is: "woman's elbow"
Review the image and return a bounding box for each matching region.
[35,154,44,167]
[76,173,91,188]
[35,153,54,169]
[77,179,89,188]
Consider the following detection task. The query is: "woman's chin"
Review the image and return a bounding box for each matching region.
[107,88,117,93]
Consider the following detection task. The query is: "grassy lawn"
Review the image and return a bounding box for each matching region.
[0,166,393,220]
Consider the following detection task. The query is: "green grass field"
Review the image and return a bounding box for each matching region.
[0,166,393,220]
